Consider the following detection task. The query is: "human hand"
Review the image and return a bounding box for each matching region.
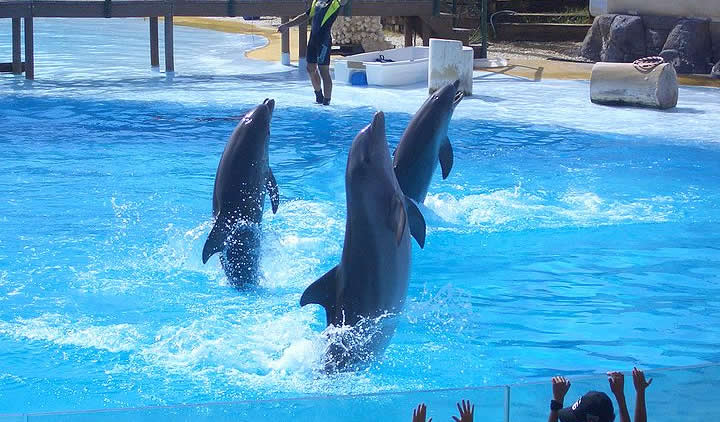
[452,400,474,422]
[632,367,653,392]
[412,403,431,422]
[277,24,287,33]
[607,371,625,398]
[552,376,571,402]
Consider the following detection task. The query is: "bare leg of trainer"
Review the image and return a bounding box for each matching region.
[307,62,324,104]
[319,65,332,106]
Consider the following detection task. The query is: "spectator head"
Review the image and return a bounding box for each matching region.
[558,391,615,422]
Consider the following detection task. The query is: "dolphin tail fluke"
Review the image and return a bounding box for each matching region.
[202,219,226,264]
[266,168,280,214]
[404,196,426,249]
[439,137,454,180]
[301,266,338,324]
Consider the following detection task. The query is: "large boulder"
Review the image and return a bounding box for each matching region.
[581,17,603,61]
[580,14,718,74]
[581,15,616,62]
[711,22,720,63]
[643,16,679,56]
[661,19,713,74]
[603,15,646,62]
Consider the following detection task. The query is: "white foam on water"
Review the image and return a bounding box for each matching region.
[424,186,676,233]
[0,313,144,353]
[260,199,344,290]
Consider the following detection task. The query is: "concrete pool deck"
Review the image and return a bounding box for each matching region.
[173,17,720,88]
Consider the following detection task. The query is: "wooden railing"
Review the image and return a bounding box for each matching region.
[1,0,435,79]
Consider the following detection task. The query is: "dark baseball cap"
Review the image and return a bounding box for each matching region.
[558,391,615,422]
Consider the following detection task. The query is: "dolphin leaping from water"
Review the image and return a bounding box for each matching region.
[202,99,279,287]
[301,111,426,372]
[393,80,464,204]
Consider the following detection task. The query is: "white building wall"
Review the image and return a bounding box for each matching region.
[605,0,720,20]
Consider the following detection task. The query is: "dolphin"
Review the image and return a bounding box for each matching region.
[392,80,464,204]
[300,111,426,372]
[202,99,279,287]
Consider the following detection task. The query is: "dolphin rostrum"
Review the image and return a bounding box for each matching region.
[300,111,426,371]
[202,99,279,286]
[393,80,464,204]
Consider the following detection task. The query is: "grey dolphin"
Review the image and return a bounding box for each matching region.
[202,99,279,286]
[393,80,463,204]
[300,111,426,371]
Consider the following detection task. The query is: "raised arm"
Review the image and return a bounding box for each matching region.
[608,371,631,422]
[277,13,310,32]
[412,403,432,422]
[633,367,652,422]
[548,376,571,422]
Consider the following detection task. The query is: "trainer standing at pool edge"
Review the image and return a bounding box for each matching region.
[278,0,349,106]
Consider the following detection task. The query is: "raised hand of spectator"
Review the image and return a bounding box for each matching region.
[608,371,630,422]
[452,399,474,422]
[607,371,625,398]
[552,376,571,402]
[412,403,431,422]
[632,367,653,392]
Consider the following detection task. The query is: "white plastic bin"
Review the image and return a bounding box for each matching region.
[334,47,429,86]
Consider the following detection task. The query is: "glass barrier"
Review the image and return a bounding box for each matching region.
[508,363,720,422]
[1,363,717,422]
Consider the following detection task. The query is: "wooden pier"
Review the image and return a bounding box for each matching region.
[1,0,434,79]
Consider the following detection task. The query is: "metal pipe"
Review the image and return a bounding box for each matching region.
[452,0,457,26]
[480,0,490,58]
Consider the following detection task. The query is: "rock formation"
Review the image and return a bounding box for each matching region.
[582,14,718,74]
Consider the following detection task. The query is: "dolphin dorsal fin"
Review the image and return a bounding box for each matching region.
[439,137,454,180]
[404,196,426,248]
[202,218,226,264]
[266,168,279,214]
[300,266,338,324]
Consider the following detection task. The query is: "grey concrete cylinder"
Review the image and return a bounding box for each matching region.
[590,62,678,109]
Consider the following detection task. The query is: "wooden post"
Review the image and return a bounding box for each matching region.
[12,18,22,74]
[404,17,414,47]
[164,14,174,72]
[280,16,290,65]
[421,20,431,47]
[24,16,34,80]
[150,17,159,67]
[298,21,307,69]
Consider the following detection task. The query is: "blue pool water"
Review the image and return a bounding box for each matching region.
[1,19,720,414]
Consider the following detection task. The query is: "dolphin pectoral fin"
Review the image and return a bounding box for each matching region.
[266,168,279,214]
[300,266,338,323]
[439,137,454,180]
[405,196,427,249]
[202,220,226,264]
[389,194,408,246]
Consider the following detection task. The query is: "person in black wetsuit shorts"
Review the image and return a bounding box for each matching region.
[278,0,348,105]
